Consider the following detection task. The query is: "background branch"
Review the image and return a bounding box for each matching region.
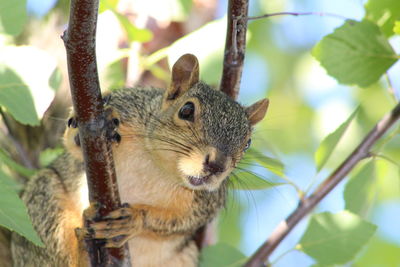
[247,11,349,21]
[220,0,249,100]
[0,110,34,169]
[245,102,400,267]
[62,0,131,265]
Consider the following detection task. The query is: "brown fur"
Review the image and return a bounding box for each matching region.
[10,54,268,266]
[0,228,12,267]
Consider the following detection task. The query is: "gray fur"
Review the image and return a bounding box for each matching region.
[10,82,255,267]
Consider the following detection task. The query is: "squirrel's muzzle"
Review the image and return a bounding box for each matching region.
[178,146,232,190]
[203,149,227,175]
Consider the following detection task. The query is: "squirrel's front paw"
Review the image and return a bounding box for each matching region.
[79,204,140,248]
[66,95,121,148]
[67,115,121,147]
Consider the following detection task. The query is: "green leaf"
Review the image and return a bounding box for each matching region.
[365,0,400,37]
[48,67,62,91]
[0,176,44,247]
[299,211,377,265]
[312,20,398,87]
[230,171,283,190]
[112,11,153,43]
[0,46,57,120]
[105,59,126,89]
[0,0,27,35]
[244,148,285,177]
[344,161,375,215]
[99,0,119,13]
[0,148,36,177]
[39,147,64,168]
[314,108,358,172]
[0,168,21,192]
[394,21,400,35]
[0,67,40,126]
[200,243,247,267]
[355,237,400,267]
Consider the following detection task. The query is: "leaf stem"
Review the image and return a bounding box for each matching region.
[385,73,399,102]
[372,153,400,168]
[269,247,296,266]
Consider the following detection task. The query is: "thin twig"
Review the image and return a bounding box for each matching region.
[245,102,400,267]
[62,0,131,265]
[220,0,249,100]
[247,11,349,21]
[385,73,399,102]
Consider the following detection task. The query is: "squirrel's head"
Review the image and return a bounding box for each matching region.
[147,54,269,191]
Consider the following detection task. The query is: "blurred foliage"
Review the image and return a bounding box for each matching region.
[299,211,377,265]
[200,243,247,267]
[0,173,43,247]
[0,0,399,266]
[344,160,376,215]
[355,237,400,267]
[314,107,359,172]
[365,0,400,37]
[38,147,64,167]
[0,0,27,35]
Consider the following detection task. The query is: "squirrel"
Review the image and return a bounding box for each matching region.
[10,54,268,267]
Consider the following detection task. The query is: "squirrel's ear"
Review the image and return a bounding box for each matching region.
[166,54,199,100]
[245,98,269,126]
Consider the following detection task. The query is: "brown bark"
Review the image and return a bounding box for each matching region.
[62,0,131,265]
[220,0,249,100]
[245,103,400,266]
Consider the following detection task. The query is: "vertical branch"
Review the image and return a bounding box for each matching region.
[194,0,250,251]
[62,0,131,265]
[220,0,249,100]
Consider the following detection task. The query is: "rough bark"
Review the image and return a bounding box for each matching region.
[62,0,131,265]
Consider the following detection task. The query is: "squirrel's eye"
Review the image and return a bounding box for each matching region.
[178,102,195,122]
[244,138,251,151]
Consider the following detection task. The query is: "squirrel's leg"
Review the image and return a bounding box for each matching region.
[79,189,225,248]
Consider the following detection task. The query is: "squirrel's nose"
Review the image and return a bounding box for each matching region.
[204,153,226,175]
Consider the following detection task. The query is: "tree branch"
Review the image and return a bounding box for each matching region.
[62,0,131,265]
[247,11,349,21]
[220,0,249,100]
[192,0,250,251]
[245,102,400,267]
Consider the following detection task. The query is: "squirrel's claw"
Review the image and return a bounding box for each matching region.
[104,206,133,219]
[67,106,121,147]
[66,117,81,146]
[67,117,78,128]
[105,109,121,144]
[89,219,132,238]
[104,235,130,248]
[81,205,137,245]
[75,227,94,239]
[85,215,136,247]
